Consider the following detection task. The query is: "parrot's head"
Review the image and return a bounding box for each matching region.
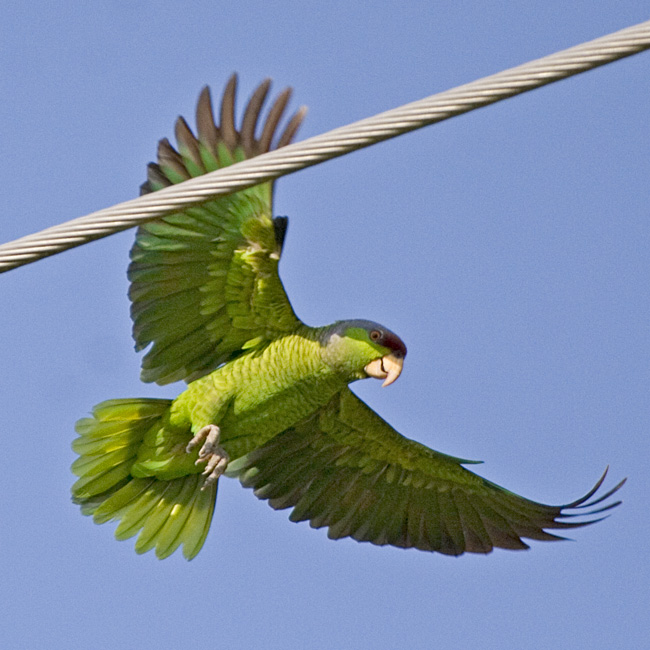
[322,320,407,387]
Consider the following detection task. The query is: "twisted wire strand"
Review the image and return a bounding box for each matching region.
[1,20,649,273]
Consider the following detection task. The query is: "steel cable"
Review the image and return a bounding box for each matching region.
[1,19,649,273]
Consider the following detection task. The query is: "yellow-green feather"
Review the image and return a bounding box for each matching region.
[72,398,220,560]
[128,81,302,386]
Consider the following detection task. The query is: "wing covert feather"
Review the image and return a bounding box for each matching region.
[129,75,307,384]
[236,389,624,555]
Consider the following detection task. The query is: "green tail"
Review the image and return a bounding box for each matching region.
[71,398,217,560]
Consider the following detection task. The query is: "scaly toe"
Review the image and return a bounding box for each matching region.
[186,424,228,489]
[199,427,222,458]
[200,447,230,490]
[186,424,220,454]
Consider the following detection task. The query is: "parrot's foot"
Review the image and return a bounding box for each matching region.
[186,424,230,490]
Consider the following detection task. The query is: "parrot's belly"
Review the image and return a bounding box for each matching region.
[177,337,344,460]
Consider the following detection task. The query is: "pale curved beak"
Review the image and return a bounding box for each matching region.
[364,353,404,387]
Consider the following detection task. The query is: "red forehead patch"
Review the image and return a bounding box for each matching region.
[380,330,407,357]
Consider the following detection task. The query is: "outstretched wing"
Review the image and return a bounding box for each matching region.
[235,389,624,555]
[129,75,307,385]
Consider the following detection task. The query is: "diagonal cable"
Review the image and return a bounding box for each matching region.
[1,19,649,273]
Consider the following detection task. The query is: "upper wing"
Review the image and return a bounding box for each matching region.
[128,75,307,384]
[235,389,624,555]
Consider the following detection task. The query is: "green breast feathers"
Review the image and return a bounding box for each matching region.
[71,75,624,560]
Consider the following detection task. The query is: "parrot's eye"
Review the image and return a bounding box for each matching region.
[370,330,381,342]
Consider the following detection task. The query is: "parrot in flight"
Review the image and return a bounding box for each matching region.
[71,75,624,560]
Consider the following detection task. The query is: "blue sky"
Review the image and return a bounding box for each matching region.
[1,3,648,649]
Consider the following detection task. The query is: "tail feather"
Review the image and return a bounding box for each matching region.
[72,398,217,560]
[174,478,217,559]
[151,474,213,559]
[71,398,170,500]
[134,478,187,553]
[75,477,132,516]
[71,446,137,477]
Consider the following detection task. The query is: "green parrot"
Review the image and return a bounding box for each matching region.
[71,75,624,560]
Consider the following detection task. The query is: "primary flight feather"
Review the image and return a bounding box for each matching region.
[71,75,624,560]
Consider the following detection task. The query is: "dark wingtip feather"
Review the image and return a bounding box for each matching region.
[259,88,292,153]
[196,86,220,154]
[562,468,626,509]
[157,138,190,180]
[142,163,171,195]
[220,73,238,150]
[565,466,610,507]
[217,76,302,157]
[550,468,625,530]
[573,476,627,510]
[174,116,204,172]
[144,74,306,190]
[241,78,272,157]
[559,500,623,519]
[276,106,308,149]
